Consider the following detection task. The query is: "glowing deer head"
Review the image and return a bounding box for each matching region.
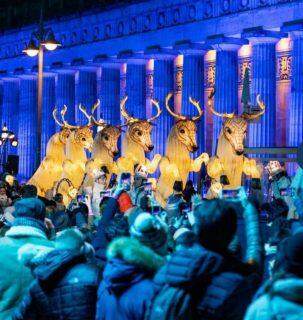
[86,100,122,158]
[53,103,94,151]
[120,96,162,153]
[208,90,265,155]
[165,93,203,153]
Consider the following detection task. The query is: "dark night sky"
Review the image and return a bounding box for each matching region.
[0,0,144,32]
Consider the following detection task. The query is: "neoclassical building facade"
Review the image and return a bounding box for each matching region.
[0,0,302,179]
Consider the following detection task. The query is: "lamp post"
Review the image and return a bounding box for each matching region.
[23,11,60,170]
[0,124,18,173]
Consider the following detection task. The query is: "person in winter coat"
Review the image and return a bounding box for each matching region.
[13,228,100,320]
[0,198,53,320]
[96,213,167,320]
[245,231,303,320]
[92,184,130,267]
[149,199,260,320]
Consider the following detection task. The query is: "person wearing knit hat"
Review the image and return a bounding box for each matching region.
[130,212,168,256]
[0,197,53,320]
[245,232,303,320]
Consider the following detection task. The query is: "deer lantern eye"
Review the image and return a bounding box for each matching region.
[103,135,109,141]
[226,127,232,134]
[180,129,185,134]
[82,137,86,141]
[137,130,142,136]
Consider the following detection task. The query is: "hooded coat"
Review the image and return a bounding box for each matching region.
[13,229,100,320]
[245,278,303,320]
[96,237,164,320]
[153,245,260,320]
[0,198,53,320]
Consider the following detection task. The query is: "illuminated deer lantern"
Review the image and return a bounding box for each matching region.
[117,96,162,175]
[156,93,209,207]
[28,110,71,196]
[57,104,94,203]
[80,100,122,189]
[207,90,265,189]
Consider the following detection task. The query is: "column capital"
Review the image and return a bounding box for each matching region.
[144,45,177,60]
[173,40,210,55]
[242,26,286,44]
[282,19,303,38]
[205,34,247,51]
[92,54,121,69]
[117,50,148,65]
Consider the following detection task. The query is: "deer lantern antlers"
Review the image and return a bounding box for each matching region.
[117,96,162,175]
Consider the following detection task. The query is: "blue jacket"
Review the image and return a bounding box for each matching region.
[245,277,303,320]
[14,249,100,320]
[154,245,260,320]
[92,197,119,266]
[96,237,164,320]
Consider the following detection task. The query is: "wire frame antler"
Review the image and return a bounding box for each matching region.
[165,93,187,121]
[147,99,162,122]
[120,96,140,124]
[53,107,66,127]
[241,95,266,120]
[189,97,203,122]
[207,89,234,119]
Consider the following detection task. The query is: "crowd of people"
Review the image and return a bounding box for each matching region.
[0,166,302,320]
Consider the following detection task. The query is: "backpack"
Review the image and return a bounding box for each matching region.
[145,284,196,320]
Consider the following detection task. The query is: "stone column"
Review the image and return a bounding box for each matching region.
[182,55,205,155]
[99,67,121,125]
[206,37,245,153]
[1,78,19,155]
[125,63,147,119]
[282,22,303,147]
[41,74,56,159]
[242,28,283,147]
[152,59,175,157]
[75,68,98,125]
[55,71,76,126]
[18,76,37,180]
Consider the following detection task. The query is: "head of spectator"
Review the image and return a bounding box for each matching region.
[20,184,38,199]
[193,199,237,254]
[130,213,168,256]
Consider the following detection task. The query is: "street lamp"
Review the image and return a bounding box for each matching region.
[0,124,18,173]
[23,11,60,170]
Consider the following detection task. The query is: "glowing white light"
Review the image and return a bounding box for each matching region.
[11,140,18,147]
[23,48,39,57]
[44,42,58,51]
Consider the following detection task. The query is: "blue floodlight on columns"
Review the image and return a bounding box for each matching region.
[41,73,56,159]
[174,40,209,183]
[18,75,37,180]
[93,55,122,126]
[206,35,247,154]
[1,78,19,155]
[75,66,98,125]
[144,46,177,161]
[282,20,303,147]
[118,50,148,120]
[55,68,76,128]
[242,27,285,148]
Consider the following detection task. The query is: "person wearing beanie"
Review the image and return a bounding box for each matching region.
[245,232,303,320]
[130,212,168,256]
[151,199,260,320]
[0,197,53,320]
[14,228,100,320]
[96,234,165,320]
